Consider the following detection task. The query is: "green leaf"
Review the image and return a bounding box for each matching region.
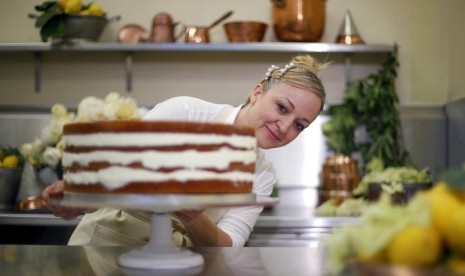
[35,6,60,28]
[39,14,66,42]
[34,1,57,12]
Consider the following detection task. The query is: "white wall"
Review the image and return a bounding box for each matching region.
[0,0,464,108]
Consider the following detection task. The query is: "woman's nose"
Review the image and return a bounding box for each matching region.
[277,117,292,133]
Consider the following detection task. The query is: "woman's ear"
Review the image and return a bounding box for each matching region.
[249,84,263,104]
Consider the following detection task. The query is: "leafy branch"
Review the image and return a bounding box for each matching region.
[322,50,413,171]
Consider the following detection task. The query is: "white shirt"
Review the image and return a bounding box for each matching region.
[143,96,276,246]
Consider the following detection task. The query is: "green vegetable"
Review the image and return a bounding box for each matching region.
[322,50,413,171]
[353,166,432,196]
[324,193,430,274]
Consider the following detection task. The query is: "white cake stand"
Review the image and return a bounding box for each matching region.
[52,192,277,271]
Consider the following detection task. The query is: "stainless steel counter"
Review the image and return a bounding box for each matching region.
[0,210,359,247]
[0,245,331,276]
[0,211,81,227]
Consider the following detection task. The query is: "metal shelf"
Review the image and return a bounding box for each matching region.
[0,42,395,93]
[0,42,394,53]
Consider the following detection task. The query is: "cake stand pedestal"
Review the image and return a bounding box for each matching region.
[52,192,277,271]
[119,212,203,269]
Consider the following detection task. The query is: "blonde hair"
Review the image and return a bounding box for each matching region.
[256,54,327,111]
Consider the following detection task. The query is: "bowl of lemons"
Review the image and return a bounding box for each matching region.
[0,148,24,210]
[31,0,118,42]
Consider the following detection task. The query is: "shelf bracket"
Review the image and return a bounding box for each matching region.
[33,51,41,93]
[125,52,133,92]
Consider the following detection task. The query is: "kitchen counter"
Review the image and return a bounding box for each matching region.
[0,209,358,228]
[0,245,330,276]
[0,209,360,247]
[0,210,80,245]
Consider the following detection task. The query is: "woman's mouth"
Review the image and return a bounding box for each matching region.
[265,126,280,142]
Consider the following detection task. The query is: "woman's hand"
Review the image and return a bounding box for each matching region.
[172,209,205,225]
[42,180,92,220]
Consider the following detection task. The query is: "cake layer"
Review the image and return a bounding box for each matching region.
[64,180,252,194]
[62,120,257,194]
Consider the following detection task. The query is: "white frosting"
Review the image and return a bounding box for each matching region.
[62,148,255,169]
[62,131,256,190]
[63,133,255,148]
[64,166,254,189]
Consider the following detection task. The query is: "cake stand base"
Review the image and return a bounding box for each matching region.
[119,246,203,269]
[52,193,278,271]
[118,212,204,270]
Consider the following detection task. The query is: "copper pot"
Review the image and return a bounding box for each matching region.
[271,0,326,42]
[184,11,233,44]
[150,12,185,42]
[184,26,210,43]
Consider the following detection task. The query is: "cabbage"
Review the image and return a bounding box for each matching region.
[354,166,432,196]
[324,193,430,275]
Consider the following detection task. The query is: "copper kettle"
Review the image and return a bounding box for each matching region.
[271,0,326,42]
[150,12,184,42]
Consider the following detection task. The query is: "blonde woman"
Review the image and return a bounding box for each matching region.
[43,54,327,247]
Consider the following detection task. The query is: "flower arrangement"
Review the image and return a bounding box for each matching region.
[20,92,148,169]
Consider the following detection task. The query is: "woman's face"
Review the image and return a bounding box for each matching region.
[241,82,322,149]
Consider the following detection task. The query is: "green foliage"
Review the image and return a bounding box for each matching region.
[33,2,64,42]
[322,50,412,171]
[32,1,104,42]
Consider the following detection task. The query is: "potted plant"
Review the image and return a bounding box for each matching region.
[320,50,431,203]
[31,0,111,42]
[322,49,412,172]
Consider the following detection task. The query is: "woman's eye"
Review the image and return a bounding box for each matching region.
[277,103,287,113]
[295,123,304,132]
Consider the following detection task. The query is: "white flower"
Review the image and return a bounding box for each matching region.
[20,138,46,163]
[20,143,34,158]
[20,92,146,167]
[31,139,46,157]
[42,146,61,167]
[104,91,121,103]
[76,96,105,121]
[40,111,74,144]
[136,107,149,118]
[102,101,118,120]
[51,103,68,117]
[115,98,138,119]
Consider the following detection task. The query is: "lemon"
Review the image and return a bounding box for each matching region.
[445,205,465,255]
[88,3,104,16]
[79,10,90,16]
[58,0,70,11]
[447,255,465,274]
[2,155,19,168]
[386,225,442,267]
[87,3,104,17]
[424,182,462,236]
[64,0,82,14]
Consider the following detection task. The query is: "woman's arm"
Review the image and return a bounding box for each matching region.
[42,180,91,220]
[175,210,232,246]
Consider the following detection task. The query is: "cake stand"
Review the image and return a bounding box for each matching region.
[51,192,277,271]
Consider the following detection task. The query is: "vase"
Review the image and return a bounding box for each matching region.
[271,0,326,42]
[319,155,360,204]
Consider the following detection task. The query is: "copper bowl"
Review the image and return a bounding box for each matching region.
[223,21,267,43]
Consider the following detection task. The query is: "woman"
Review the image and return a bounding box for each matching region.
[42,54,327,247]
